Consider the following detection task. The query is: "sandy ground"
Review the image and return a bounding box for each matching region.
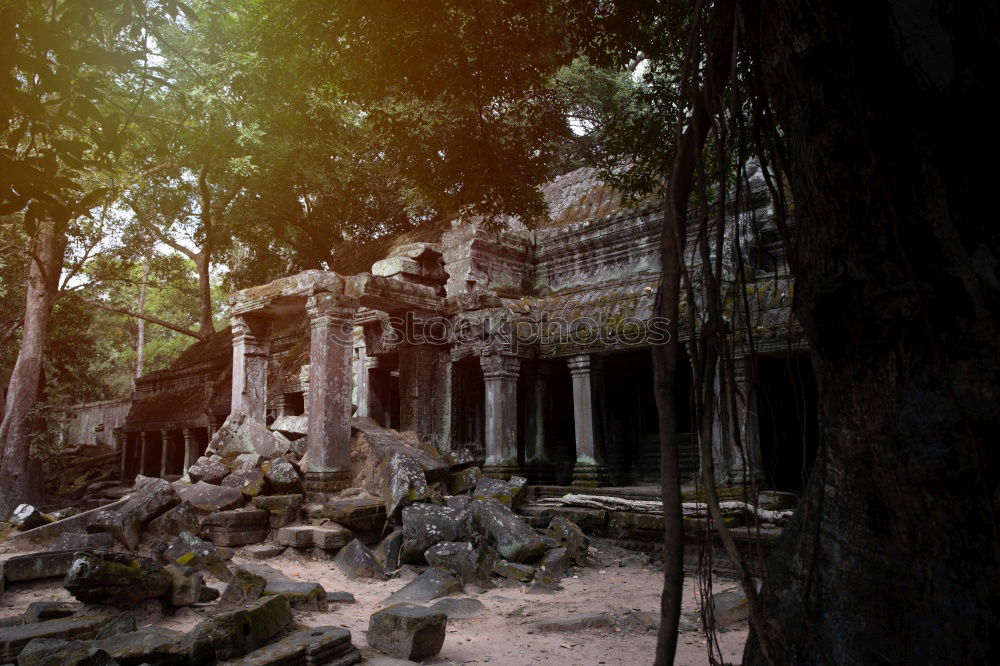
[0,542,748,666]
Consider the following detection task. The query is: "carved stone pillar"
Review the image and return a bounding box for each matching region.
[303,292,358,492]
[139,431,151,477]
[364,357,384,425]
[524,361,554,483]
[728,355,765,485]
[159,429,170,478]
[568,354,609,486]
[230,314,271,421]
[182,428,197,474]
[481,353,521,479]
[121,434,131,480]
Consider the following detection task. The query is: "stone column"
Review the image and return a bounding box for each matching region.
[159,429,170,478]
[139,431,150,476]
[567,354,609,486]
[121,434,131,480]
[728,355,765,485]
[230,314,271,421]
[364,357,384,425]
[524,361,554,484]
[480,353,521,479]
[182,428,197,474]
[303,292,358,492]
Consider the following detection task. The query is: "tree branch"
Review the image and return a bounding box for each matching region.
[74,295,205,340]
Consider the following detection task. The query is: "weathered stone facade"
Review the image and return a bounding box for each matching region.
[109,167,813,492]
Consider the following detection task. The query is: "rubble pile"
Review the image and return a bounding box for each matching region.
[1,412,598,664]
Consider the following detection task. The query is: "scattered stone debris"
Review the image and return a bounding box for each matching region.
[367,603,447,661]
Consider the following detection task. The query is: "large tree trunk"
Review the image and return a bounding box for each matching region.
[135,259,150,378]
[195,252,214,336]
[0,217,67,518]
[744,1,1000,663]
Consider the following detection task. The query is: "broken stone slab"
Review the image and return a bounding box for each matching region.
[188,456,229,484]
[334,539,387,581]
[261,459,304,496]
[0,615,107,662]
[184,595,291,665]
[9,505,53,531]
[251,494,302,529]
[50,531,115,552]
[118,477,181,526]
[233,453,267,471]
[165,564,207,607]
[534,613,614,632]
[538,547,571,578]
[206,411,291,459]
[217,625,359,666]
[491,560,534,583]
[221,470,269,497]
[276,524,352,550]
[64,552,172,605]
[221,567,267,606]
[303,497,386,533]
[22,602,80,624]
[11,498,129,551]
[269,415,308,439]
[176,481,245,513]
[367,603,447,661]
[164,531,234,582]
[548,517,589,565]
[16,637,115,666]
[233,563,328,611]
[2,551,78,583]
[85,509,140,550]
[201,510,269,547]
[430,597,486,619]
[472,476,527,509]
[382,569,462,606]
[383,453,429,521]
[471,499,546,564]
[327,591,356,604]
[445,467,480,495]
[399,504,470,565]
[92,626,186,666]
[424,542,488,587]
[95,612,136,640]
[709,588,748,627]
[373,529,403,571]
[147,502,202,541]
[243,544,285,560]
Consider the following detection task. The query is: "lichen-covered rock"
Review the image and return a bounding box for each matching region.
[50,532,115,551]
[206,411,290,459]
[492,559,535,582]
[373,529,403,571]
[220,470,269,497]
[22,602,79,623]
[382,568,462,606]
[334,539,387,580]
[16,638,114,666]
[431,597,487,619]
[0,616,108,663]
[175,481,245,512]
[215,626,359,666]
[309,496,386,532]
[9,504,53,531]
[261,458,304,495]
[165,564,206,607]
[183,595,291,665]
[187,456,229,484]
[275,524,351,550]
[163,531,234,581]
[424,541,488,587]
[93,626,186,665]
[64,552,171,605]
[471,498,546,563]
[251,494,302,528]
[232,453,266,471]
[221,567,267,606]
[548,516,590,564]
[201,509,269,547]
[383,453,429,521]
[472,476,527,508]
[270,415,307,439]
[146,502,201,541]
[539,546,572,578]
[119,477,180,526]
[85,509,141,550]
[367,603,447,661]
[399,504,470,564]
[446,466,481,495]
[2,551,78,583]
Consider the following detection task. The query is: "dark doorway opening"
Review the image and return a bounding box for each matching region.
[452,356,485,458]
[368,352,400,429]
[756,354,819,492]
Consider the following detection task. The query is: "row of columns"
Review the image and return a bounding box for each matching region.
[122,427,203,480]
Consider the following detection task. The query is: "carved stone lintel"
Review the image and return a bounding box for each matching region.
[480,353,521,380]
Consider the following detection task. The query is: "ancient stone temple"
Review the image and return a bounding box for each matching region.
[115,167,815,494]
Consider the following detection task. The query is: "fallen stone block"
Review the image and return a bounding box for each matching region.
[218,625,359,666]
[243,544,285,560]
[491,559,534,582]
[382,569,462,606]
[163,531,234,582]
[147,501,202,541]
[201,509,269,547]
[233,453,267,471]
[22,602,80,624]
[539,547,571,578]
[16,637,115,666]
[446,466,480,495]
[11,499,129,551]
[188,456,229,484]
[119,477,180,526]
[165,564,206,607]
[399,504,470,565]
[270,415,308,439]
[184,595,291,665]
[176,481,245,513]
[535,613,614,632]
[64,551,171,605]
[334,539,387,580]
[261,459,304,495]
[430,597,486,619]
[221,567,267,606]
[471,499,546,564]
[373,529,403,571]
[276,524,351,550]
[472,476,527,508]
[548,517,589,564]
[327,591,356,604]
[251,494,302,529]
[233,564,328,611]
[424,541,491,587]
[306,497,386,533]
[93,626,186,666]
[549,506,606,528]
[0,615,107,662]
[9,504,53,531]
[2,551,78,583]
[95,612,136,640]
[383,453,429,521]
[221,470,269,497]
[85,509,140,550]
[367,603,447,661]
[709,588,748,627]
[50,532,115,552]
[207,411,291,459]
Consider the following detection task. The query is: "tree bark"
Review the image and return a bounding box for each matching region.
[135,259,150,378]
[743,1,1000,663]
[194,251,214,336]
[0,216,68,518]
